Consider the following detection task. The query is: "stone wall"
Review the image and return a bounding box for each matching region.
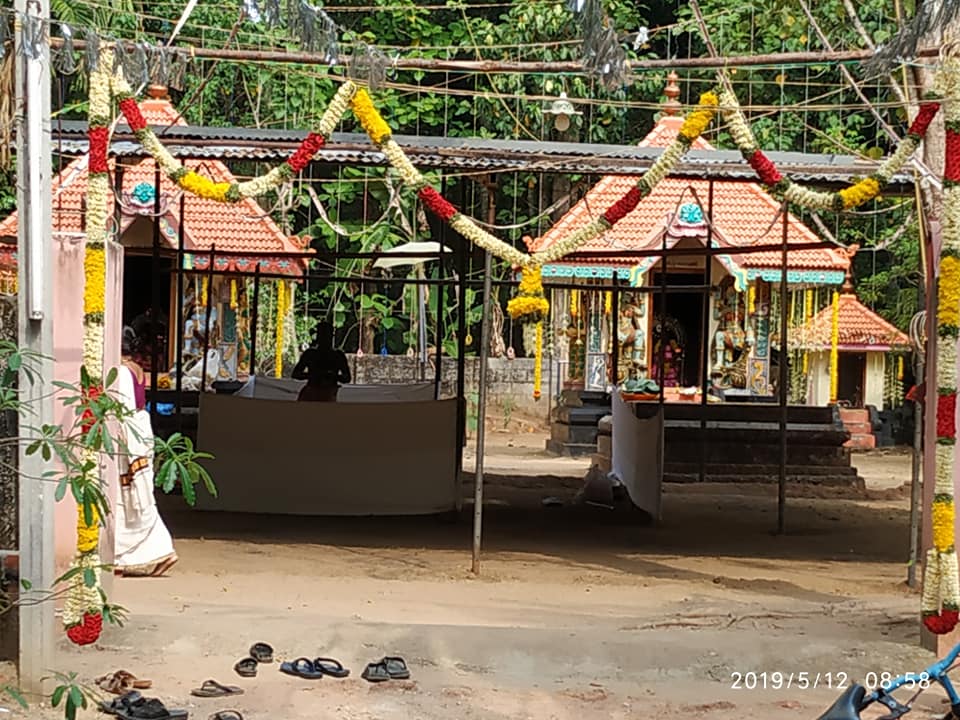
[348,354,549,420]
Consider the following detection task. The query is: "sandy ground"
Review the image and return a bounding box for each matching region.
[5,436,944,720]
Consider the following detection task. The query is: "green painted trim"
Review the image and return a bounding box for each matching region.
[541,264,631,280]
[746,269,845,285]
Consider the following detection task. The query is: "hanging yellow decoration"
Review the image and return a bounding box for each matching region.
[507,266,549,323]
[748,285,756,314]
[230,279,238,310]
[805,288,814,319]
[829,290,840,403]
[75,504,100,554]
[275,281,286,378]
[897,355,904,382]
[200,276,208,307]
[604,291,612,315]
[533,321,543,400]
[570,289,579,317]
[802,351,809,374]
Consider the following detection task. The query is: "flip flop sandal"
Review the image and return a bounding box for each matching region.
[361,662,390,683]
[249,642,274,663]
[383,656,411,680]
[280,657,324,680]
[118,698,188,720]
[313,658,350,679]
[190,679,244,698]
[209,713,243,720]
[233,657,258,678]
[97,671,153,695]
[99,691,144,716]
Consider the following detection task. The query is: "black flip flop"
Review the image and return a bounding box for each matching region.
[279,657,324,680]
[99,690,144,716]
[249,642,274,663]
[191,679,244,697]
[383,656,411,680]
[313,657,350,678]
[208,712,243,720]
[233,657,258,678]
[361,661,390,683]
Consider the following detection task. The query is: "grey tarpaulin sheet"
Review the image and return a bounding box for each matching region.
[194,394,459,516]
[235,376,435,402]
[611,390,663,520]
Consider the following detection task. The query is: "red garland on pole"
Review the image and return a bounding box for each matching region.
[118,98,147,133]
[418,186,458,223]
[925,609,960,635]
[602,186,642,225]
[66,612,103,646]
[938,392,958,440]
[79,385,103,434]
[946,129,960,184]
[909,102,941,138]
[88,127,110,174]
[747,149,783,186]
[286,132,326,173]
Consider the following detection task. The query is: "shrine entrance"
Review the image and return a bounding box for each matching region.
[650,271,704,388]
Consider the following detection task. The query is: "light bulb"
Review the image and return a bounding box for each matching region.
[553,113,570,132]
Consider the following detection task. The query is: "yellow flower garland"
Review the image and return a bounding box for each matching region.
[748,285,756,315]
[934,499,957,551]
[829,290,840,403]
[76,504,100,554]
[838,177,882,210]
[570,289,579,317]
[604,291,612,315]
[275,281,286,378]
[352,89,393,145]
[533,322,543,400]
[179,171,231,203]
[679,92,719,141]
[83,247,106,316]
[230,279,238,311]
[939,256,960,329]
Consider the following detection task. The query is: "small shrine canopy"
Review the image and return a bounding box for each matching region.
[0,86,310,277]
[794,287,911,352]
[527,84,850,287]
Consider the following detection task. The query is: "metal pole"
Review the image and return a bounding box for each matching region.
[700,184,714,484]
[200,246,215,391]
[611,275,620,387]
[150,165,162,425]
[15,0,55,693]
[778,204,790,534]
[658,229,667,402]
[175,189,186,433]
[909,344,924,587]
[250,266,261,375]
[472,249,493,575]
[433,263,444,398]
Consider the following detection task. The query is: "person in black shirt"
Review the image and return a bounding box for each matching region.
[292,322,351,401]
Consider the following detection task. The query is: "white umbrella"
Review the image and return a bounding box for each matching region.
[372,241,451,270]
[373,242,451,380]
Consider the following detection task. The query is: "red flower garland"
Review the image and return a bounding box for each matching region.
[946,129,960,184]
[65,612,103,646]
[119,98,147,133]
[909,102,941,138]
[925,609,960,635]
[602,186,642,225]
[748,149,783,186]
[418,186,458,223]
[88,127,109,174]
[80,385,103,434]
[938,392,958,440]
[287,132,326,173]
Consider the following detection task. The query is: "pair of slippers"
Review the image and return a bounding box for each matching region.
[99,691,187,720]
[233,643,273,678]
[279,657,349,680]
[208,713,242,720]
[361,656,410,683]
[96,670,152,695]
[190,680,244,698]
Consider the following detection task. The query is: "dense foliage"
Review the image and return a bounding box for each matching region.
[31,0,927,357]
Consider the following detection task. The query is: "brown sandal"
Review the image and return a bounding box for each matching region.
[150,555,179,577]
[95,670,152,695]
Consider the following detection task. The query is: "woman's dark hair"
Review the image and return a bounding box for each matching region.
[121,327,135,356]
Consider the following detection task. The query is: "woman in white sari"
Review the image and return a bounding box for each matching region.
[114,330,178,577]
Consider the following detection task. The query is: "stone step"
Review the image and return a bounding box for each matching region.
[545,439,597,457]
[665,442,851,467]
[842,421,872,435]
[550,422,600,445]
[556,405,611,426]
[665,472,864,488]
[844,433,876,450]
[839,408,870,423]
[664,462,859,477]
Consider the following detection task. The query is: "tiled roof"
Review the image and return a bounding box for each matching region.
[0,97,309,276]
[794,291,911,350]
[530,115,849,274]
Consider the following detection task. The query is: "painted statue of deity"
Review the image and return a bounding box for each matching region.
[616,294,646,383]
[710,278,750,388]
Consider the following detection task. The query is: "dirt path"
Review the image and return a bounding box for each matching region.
[7,439,939,720]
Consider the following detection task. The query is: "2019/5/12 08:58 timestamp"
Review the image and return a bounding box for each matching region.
[729,672,933,691]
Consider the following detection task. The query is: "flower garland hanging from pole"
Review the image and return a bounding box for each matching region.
[719,86,941,211]
[507,267,550,399]
[64,46,115,647]
[924,52,960,635]
[829,289,840,404]
[275,281,287,379]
